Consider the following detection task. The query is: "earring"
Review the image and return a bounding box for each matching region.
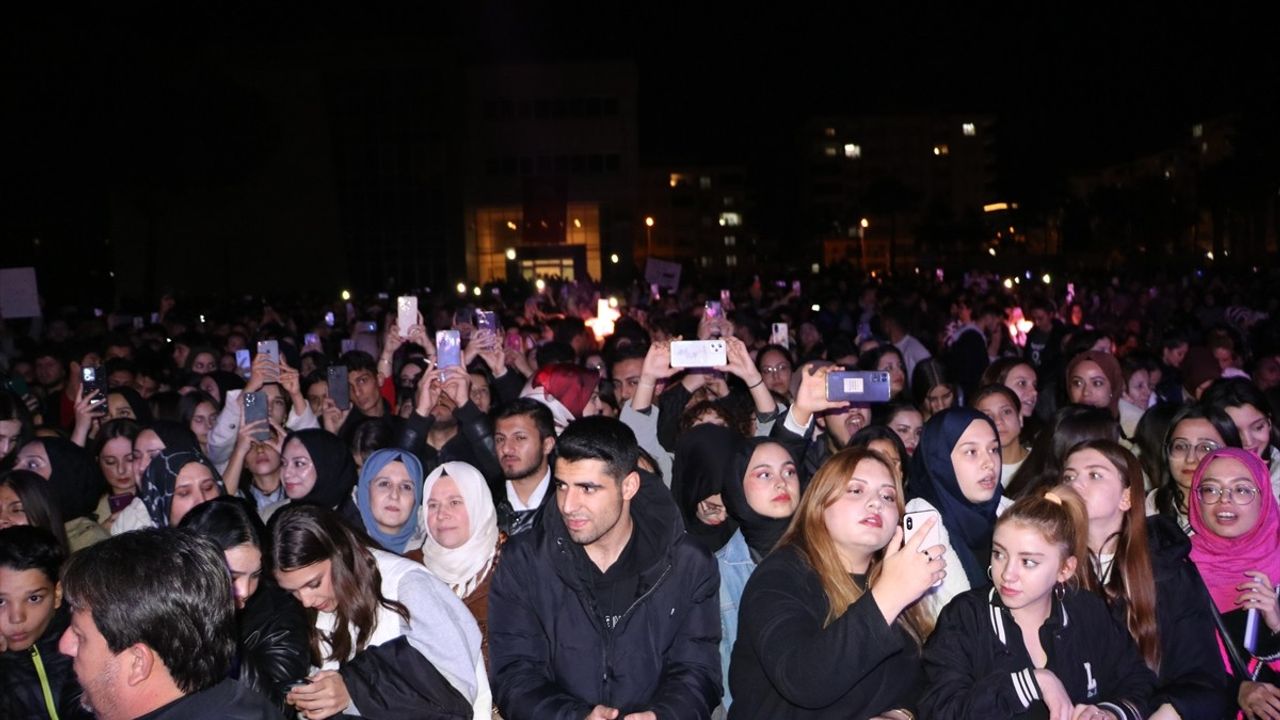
[1053,582,1066,602]
[987,566,993,581]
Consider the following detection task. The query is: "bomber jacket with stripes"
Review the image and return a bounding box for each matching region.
[920,585,1156,720]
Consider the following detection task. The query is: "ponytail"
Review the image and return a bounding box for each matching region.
[996,486,1095,593]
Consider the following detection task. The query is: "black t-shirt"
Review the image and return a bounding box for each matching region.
[580,531,640,629]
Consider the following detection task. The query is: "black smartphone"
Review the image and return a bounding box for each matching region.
[327,366,350,410]
[81,367,107,414]
[243,391,270,441]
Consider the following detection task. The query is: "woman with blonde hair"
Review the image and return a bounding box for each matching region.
[728,446,943,719]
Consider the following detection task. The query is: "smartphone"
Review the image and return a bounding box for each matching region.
[243,391,270,441]
[150,312,160,324]
[397,296,418,338]
[132,316,144,330]
[303,333,321,351]
[670,339,728,368]
[6,375,30,397]
[436,330,462,369]
[359,321,378,334]
[324,311,336,328]
[504,330,523,352]
[108,493,135,514]
[327,366,350,410]
[720,289,731,306]
[256,340,280,382]
[476,310,500,334]
[704,300,722,321]
[81,367,107,413]
[903,509,944,586]
[791,280,801,295]
[770,323,790,349]
[825,371,892,403]
[650,283,661,301]
[235,349,252,379]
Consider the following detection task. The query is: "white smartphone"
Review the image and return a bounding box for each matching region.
[903,509,943,551]
[397,296,418,338]
[770,322,790,348]
[670,339,727,368]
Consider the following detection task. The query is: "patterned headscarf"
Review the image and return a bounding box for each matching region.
[138,449,224,528]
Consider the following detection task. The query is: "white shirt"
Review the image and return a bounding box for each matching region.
[506,468,551,511]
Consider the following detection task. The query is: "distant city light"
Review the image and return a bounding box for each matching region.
[573,218,582,229]
[1042,274,1052,284]
[1003,278,1013,289]
[473,286,482,297]
[610,253,620,264]
[1206,251,1215,260]
[341,290,351,301]
[860,218,870,229]
[811,263,821,274]
[810,304,821,312]
[963,123,976,136]
[983,202,1009,213]
[644,216,655,227]
[505,248,517,260]
[535,279,546,291]
[608,297,618,308]
[456,282,466,294]
[506,221,518,230]
[988,248,997,257]
[844,143,862,159]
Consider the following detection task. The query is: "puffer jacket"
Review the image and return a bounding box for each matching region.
[0,605,93,720]
[488,469,721,719]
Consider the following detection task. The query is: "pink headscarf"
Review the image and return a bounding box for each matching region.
[1189,447,1280,613]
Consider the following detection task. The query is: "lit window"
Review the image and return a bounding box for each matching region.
[933,144,950,156]
[962,123,976,136]
[1201,142,1209,154]
[719,212,742,227]
[823,146,838,157]
[699,176,712,189]
[726,255,738,267]
[700,256,711,268]
[843,143,862,159]
[811,263,821,274]
[823,127,836,137]
[669,173,686,188]
[1192,124,1204,138]
[724,236,736,247]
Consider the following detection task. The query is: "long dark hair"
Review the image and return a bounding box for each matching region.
[1006,405,1119,500]
[181,496,267,555]
[1060,440,1160,672]
[0,470,69,552]
[268,504,408,665]
[1153,404,1242,518]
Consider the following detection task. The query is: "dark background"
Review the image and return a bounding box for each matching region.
[4,3,1277,307]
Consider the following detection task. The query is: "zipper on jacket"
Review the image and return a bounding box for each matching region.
[597,561,676,708]
[31,644,61,720]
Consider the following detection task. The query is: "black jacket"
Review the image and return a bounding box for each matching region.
[337,636,472,720]
[134,678,281,720]
[727,545,923,719]
[920,586,1156,720]
[236,582,312,712]
[488,470,721,719]
[398,401,502,488]
[0,606,92,720]
[1104,515,1231,719]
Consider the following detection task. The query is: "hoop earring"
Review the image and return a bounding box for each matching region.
[987,566,993,581]
[1054,582,1066,602]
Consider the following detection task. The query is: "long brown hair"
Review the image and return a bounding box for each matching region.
[269,504,410,665]
[1061,439,1161,672]
[776,447,933,644]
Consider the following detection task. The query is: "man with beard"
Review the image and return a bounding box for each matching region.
[399,366,500,486]
[491,398,557,536]
[57,528,279,719]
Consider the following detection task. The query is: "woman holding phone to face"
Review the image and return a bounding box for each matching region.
[1060,440,1230,720]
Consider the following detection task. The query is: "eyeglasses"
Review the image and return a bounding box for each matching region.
[1196,484,1260,506]
[1167,440,1220,461]
[761,364,791,375]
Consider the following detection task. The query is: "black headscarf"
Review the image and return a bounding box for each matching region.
[716,429,804,560]
[138,448,225,528]
[107,387,153,424]
[39,437,106,521]
[146,420,202,455]
[285,429,358,513]
[907,407,1004,587]
[672,425,740,552]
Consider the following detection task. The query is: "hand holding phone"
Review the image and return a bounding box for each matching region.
[256,341,281,382]
[903,509,945,587]
[397,296,418,339]
[243,391,270,441]
[436,330,463,369]
[327,366,350,411]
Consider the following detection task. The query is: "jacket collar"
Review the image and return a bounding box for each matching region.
[986,586,1070,648]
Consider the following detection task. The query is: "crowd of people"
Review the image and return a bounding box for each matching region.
[4,264,1280,719]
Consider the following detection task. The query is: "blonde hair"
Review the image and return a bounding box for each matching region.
[996,486,1095,592]
[777,447,933,643]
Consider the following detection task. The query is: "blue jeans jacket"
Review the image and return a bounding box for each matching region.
[716,530,758,710]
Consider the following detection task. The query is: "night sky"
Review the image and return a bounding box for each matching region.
[5,3,1277,301]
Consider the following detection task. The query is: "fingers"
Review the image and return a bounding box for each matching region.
[901,517,938,552]
[883,526,904,556]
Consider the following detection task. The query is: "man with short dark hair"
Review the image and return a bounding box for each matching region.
[57,528,280,719]
[489,416,720,719]
[608,344,648,404]
[492,397,557,536]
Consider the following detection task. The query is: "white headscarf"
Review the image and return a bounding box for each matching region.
[420,461,500,599]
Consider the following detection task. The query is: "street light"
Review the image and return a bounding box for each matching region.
[644,216,655,258]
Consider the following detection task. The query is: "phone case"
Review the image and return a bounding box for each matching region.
[243,391,270,440]
[397,296,418,338]
[437,331,463,368]
[327,367,350,410]
[670,340,727,368]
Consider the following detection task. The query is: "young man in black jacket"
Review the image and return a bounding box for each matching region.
[488,416,721,720]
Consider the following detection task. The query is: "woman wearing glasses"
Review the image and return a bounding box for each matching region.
[756,345,795,404]
[1146,405,1242,534]
[1186,448,1280,719]
[1202,378,1280,507]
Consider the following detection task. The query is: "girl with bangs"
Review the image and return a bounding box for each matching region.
[728,447,943,719]
[1060,440,1229,719]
